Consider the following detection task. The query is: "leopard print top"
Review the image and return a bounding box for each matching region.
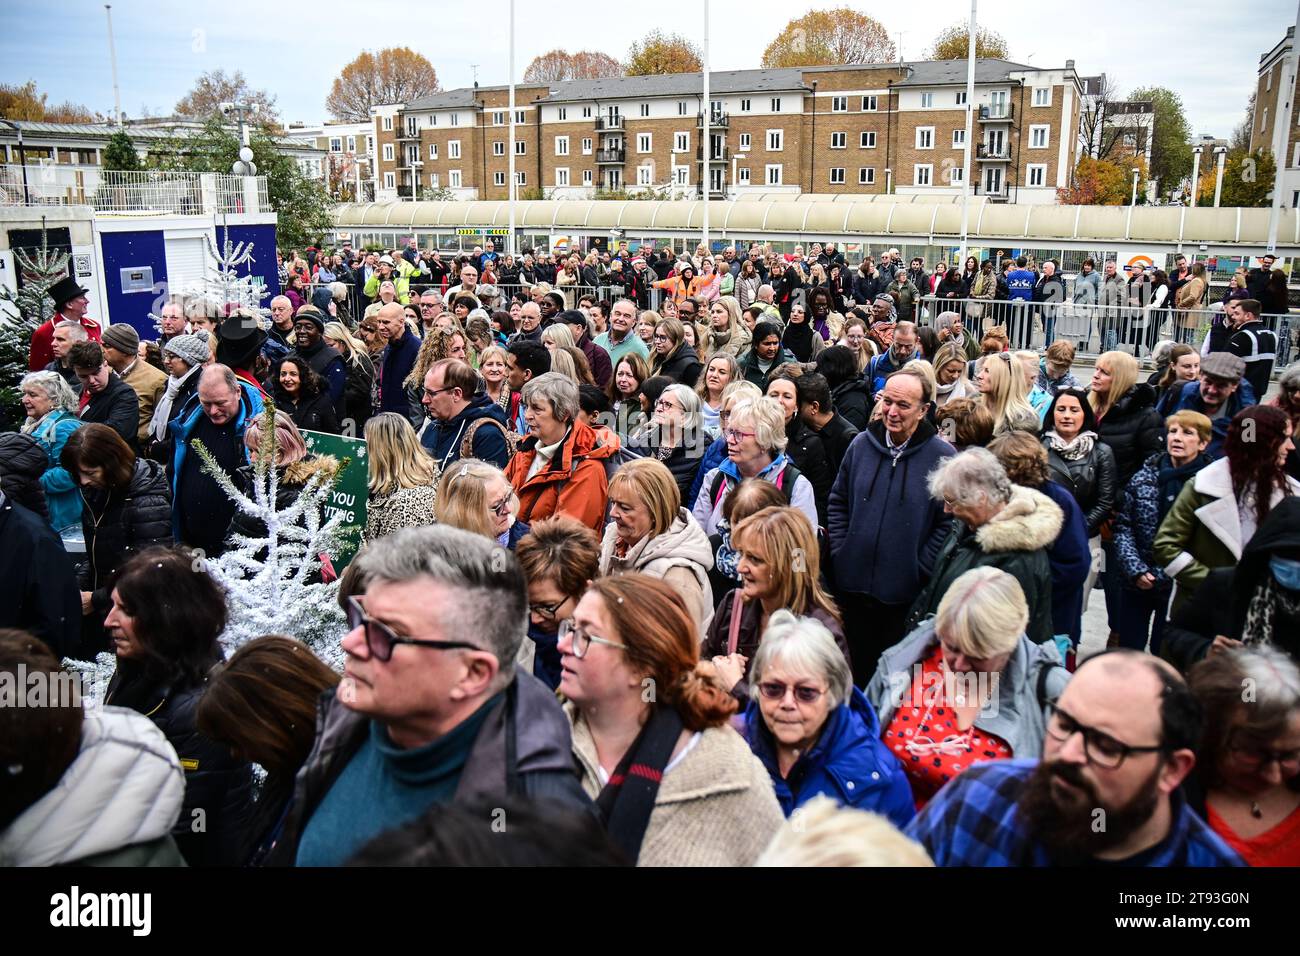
[364,483,438,541]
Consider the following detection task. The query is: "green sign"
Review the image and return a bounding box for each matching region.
[455,227,512,236]
[300,429,367,570]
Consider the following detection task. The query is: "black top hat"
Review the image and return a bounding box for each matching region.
[216,313,267,370]
[49,276,90,309]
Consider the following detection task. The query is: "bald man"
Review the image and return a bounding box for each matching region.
[376,302,422,417]
[907,650,1243,866]
[268,295,296,348]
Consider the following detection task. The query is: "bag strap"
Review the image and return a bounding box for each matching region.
[726,589,744,656]
[1037,664,1063,709]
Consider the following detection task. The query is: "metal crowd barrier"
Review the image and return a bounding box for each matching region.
[911,295,1295,367]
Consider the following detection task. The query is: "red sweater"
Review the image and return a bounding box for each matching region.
[29,313,102,371]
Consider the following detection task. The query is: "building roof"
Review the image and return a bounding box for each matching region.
[404,88,493,110]
[0,119,321,152]
[892,58,1038,86]
[537,68,808,103]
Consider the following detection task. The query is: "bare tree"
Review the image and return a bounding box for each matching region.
[1078,74,1128,162]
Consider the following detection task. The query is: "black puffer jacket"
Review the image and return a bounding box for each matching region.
[104,660,255,867]
[275,388,340,435]
[1094,383,1165,486]
[1044,439,1119,536]
[830,378,872,431]
[785,417,833,526]
[652,344,703,388]
[79,458,173,614]
[0,431,50,519]
[341,351,375,431]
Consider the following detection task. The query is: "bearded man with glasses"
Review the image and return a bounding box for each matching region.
[906,649,1244,867]
[275,524,590,866]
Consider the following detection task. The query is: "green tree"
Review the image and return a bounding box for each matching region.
[0,225,67,429]
[1216,148,1275,207]
[625,32,702,76]
[148,118,332,250]
[927,23,1009,60]
[1127,86,1191,200]
[102,130,141,171]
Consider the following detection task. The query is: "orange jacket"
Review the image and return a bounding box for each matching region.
[652,275,691,304]
[505,418,616,531]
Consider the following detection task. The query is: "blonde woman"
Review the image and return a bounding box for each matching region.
[363,413,439,541]
[931,339,977,408]
[837,315,877,373]
[541,323,576,352]
[478,344,511,411]
[974,351,1040,436]
[323,321,376,431]
[1087,350,1163,484]
[697,351,740,438]
[434,457,528,549]
[599,457,715,635]
[699,295,751,362]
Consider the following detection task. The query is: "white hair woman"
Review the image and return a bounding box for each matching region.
[868,566,1069,809]
[744,610,914,825]
[19,370,84,533]
[435,457,526,550]
[628,383,709,504]
[905,447,1063,644]
[599,458,714,635]
[691,397,817,536]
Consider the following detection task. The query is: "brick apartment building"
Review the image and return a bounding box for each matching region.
[372,57,1083,205]
[1251,27,1300,208]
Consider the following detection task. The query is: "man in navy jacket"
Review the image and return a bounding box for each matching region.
[376,303,422,416]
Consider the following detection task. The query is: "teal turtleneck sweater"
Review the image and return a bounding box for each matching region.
[295,692,502,866]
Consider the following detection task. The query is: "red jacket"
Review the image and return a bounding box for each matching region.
[29,313,102,372]
[505,418,616,531]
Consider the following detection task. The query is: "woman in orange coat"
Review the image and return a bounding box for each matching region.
[653,262,696,305]
[505,372,617,530]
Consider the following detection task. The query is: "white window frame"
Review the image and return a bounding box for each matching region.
[493,111,505,126]
[449,169,462,188]
[515,110,526,124]
[767,129,783,151]
[1033,88,1051,108]
[862,95,877,111]
[1029,124,1050,149]
[952,129,966,148]
[636,165,653,186]
[347,136,356,152]
[920,92,934,108]
[407,144,419,164]
[1027,164,1048,187]
[492,141,504,157]
[830,132,846,149]
[329,138,342,152]
[741,98,752,112]
[914,164,933,186]
[382,116,393,131]
[831,96,847,112]
[515,141,527,155]
[739,132,752,150]
[449,140,462,159]
[555,136,570,156]
[558,107,567,121]
[770,97,782,112]
[384,171,395,188]
[674,165,690,185]
[956,91,967,106]
[640,103,650,117]
[431,115,438,127]
[493,171,506,186]
[738,166,751,185]
[829,167,845,184]
[859,167,875,185]
[637,133,652,154]
[678,101,688,116]
[860,131,876,149]
[555,167,569,187]
[674,131,689,153]
[916,127,934,150]
[450,113,459,127]
[583,106,592,118]
[428,172,439,188]
[382,143,395,161]
[515,170,526,185]
[583,169,593,186]
[765,163,783,185]
[582,137,593,155]
[948,166,964,185]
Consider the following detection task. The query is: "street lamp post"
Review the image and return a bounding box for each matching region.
[731,152,747,197]
[1130,168,1140,207]
[885,168,893,195]
[1213,146,1228,207]
[410,160,423,203]
[1189,146,1203,207]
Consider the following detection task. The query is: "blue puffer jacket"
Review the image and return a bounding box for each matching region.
[167,379,265,540]
[1172,378,1256,460]
[29,410,84,534]
[744,686,915,828]
[1113,451,1212,585]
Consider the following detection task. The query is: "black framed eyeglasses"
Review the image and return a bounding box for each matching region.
[1045,703,1167,770]
[346,595,481,662]
[528,597,569,622]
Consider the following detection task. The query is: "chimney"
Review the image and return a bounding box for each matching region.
[1065,59,1075,70]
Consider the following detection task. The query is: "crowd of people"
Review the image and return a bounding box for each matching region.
[2,240,1298,870]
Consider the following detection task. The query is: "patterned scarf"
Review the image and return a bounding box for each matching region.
[715,521,741,578]
[1242,578,1300,647]
[594,705,685,863]
[1045,430,1097,461]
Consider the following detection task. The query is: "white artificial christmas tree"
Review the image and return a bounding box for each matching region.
[159,218,269,336]
[192,408,352,669]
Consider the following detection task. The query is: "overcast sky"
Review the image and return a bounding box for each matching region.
[3,0,1292,138]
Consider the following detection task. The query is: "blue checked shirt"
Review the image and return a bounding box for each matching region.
[905,759,1244,867]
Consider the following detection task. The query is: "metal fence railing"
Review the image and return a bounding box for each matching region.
[0,164,268,215]
[911,295,1296,367]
